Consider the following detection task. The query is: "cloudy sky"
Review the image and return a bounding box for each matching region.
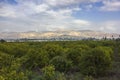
[0,0,120,33]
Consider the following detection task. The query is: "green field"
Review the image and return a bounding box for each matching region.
[0,40,120,80]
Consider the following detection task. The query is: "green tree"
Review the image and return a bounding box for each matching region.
[0,39,6,43]
[42,44,64,59]
[66,45,90,66]
[22,49,49,69]
[41,65,55,80]
[50,56,72,72]
[79,47,113,77]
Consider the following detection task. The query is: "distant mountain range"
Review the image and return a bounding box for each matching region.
[0,30,120,40]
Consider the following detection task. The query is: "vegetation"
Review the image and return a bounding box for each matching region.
[0,40,120,80]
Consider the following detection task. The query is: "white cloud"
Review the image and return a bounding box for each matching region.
[0,0,120,33]
[99,21,120,33]
[85,4,93,10]
[34,4,49,13]
[73,20,91,26]
[0,1,88,32]
[45,0,81,6]
[44,0,101,7]
[100,0,120,11]
[0,5,16,18]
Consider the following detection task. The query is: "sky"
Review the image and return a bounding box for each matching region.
[0,0,120,33]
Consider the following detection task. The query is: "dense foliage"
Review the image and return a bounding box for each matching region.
[0,40,120,80]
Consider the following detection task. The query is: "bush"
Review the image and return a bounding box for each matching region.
[0,76,5,80]
[84,76,94,80]
[0,39,6,43]
[67,49,81,65]
[23,49,49,69]
[0,52,14,68]
[41,65,55,80]
[42,44,64,59]
[66,45,90,66]
[50,56,72,72]
[79,47,113,77]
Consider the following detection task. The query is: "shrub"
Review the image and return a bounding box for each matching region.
[67,48,81,65]
[50,56,72,72]
[0,52,14,68]
[54,72,67,80]
[84,76,94,80]
[23,49,49,69]
[79,47,113,77]
[42,44,64,59]
[0,76,5,80]
[41,65,55,80]
[0,39,6,43]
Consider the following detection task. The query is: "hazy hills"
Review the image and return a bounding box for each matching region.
[0,30,120,39]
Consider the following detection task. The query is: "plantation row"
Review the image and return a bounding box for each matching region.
[0,40,120,80]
